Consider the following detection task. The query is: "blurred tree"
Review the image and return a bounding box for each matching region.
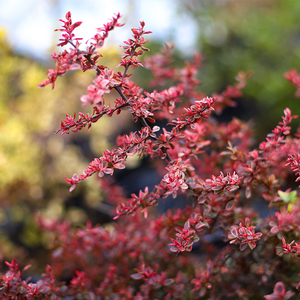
[177,0,300,140]
[0,29,122,270]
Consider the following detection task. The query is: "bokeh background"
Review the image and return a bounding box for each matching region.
[1,0,300,274]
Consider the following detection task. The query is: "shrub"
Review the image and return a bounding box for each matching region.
[1,11,300,299]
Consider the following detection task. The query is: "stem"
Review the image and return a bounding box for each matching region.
[66,40,102,75]
[114,86,128,103]
[55,110,107,133]
[121,45,137,81]
[66,39,76,48]
[83,54,102,75]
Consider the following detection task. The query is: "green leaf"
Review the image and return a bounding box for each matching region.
[278,190,298,204]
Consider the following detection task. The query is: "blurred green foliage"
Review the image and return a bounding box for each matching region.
[0,29,121,267]
[177,0,300,139]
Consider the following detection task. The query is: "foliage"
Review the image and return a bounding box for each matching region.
[0,28,116,265]
[1,11,300,299]
[178,0,300,138]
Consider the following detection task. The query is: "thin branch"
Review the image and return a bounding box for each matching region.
[66,39,173,163]
[121,45,137,81]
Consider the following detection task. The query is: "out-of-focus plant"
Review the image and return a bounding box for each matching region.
[1,10,300,299]
[0,28,117,266]
[178,0,300,138]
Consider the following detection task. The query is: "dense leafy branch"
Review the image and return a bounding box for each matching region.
[2,11,300,299]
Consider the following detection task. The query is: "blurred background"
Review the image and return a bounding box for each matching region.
[1,0,300,274]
